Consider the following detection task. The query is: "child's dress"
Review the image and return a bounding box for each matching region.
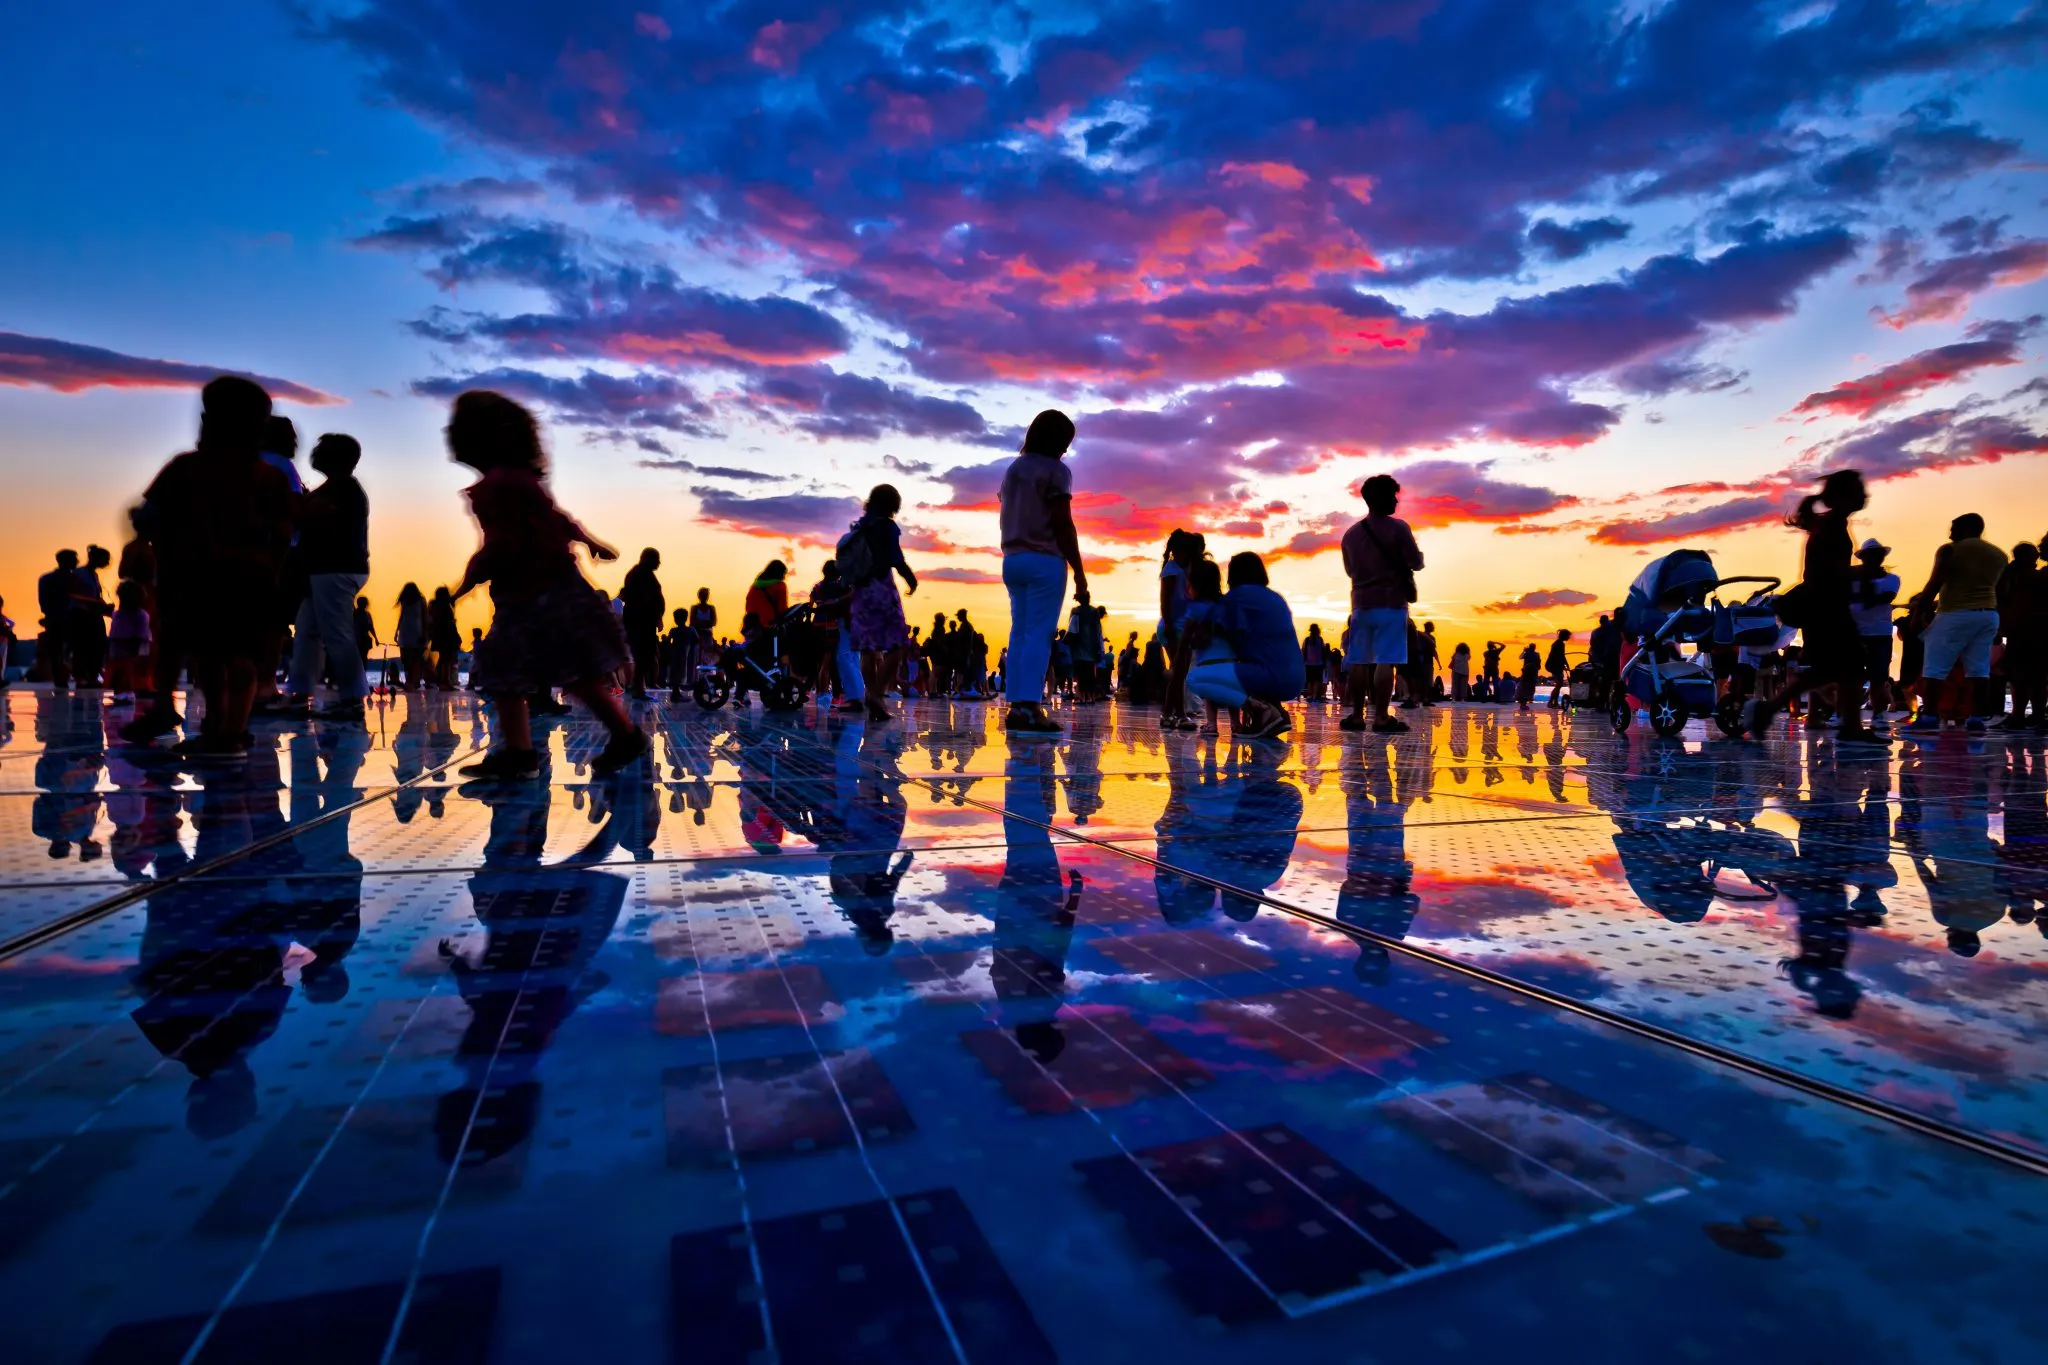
[462,468,627,693]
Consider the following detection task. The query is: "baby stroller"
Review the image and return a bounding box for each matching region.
[692,604,825,713]
[1613,550,1780,737]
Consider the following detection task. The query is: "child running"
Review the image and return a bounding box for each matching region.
[444,391,649,780]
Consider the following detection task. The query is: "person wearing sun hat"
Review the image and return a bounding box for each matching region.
[1849,536,1901,720]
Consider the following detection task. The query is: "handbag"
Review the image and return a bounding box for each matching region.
[1358,519,1418,604]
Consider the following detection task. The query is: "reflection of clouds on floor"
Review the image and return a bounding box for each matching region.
[5,690,2048,1361]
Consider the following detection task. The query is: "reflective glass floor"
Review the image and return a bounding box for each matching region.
[3,685,2046,1363]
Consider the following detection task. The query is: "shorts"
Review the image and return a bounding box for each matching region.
[1859,635,1894,683]
[1342,606,1409,667]
[1920,608,1999,681]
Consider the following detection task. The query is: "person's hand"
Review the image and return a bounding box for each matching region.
[1075,579,1090,605]
[586,539,619,563]
[904,573,919,596]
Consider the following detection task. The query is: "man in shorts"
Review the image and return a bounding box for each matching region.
[1339,474,1424,733]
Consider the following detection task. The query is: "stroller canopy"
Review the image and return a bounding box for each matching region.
[1620,550,1718,636]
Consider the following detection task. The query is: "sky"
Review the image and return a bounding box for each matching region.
[3,0,2046,652]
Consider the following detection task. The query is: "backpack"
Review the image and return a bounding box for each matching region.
[836,520,878,586]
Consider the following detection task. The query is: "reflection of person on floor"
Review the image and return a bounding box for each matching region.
[1996,745,2047,931]
[1153,746,1303,923]
[820,719,913,952]
[995,734,1080,1061]
[1335,746,1423,983]
[1776,757,1888,1018]
[31,692,104,861]
[1899,744,2004,956]
[103,731,183,879]
[437,763,628,1163]
[278,726,372,1001]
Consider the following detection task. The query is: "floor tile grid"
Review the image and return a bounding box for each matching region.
[0,738,483,963]
[659,860,978,1365]
[704,726,1732,1311]
[843,732,2048,1182]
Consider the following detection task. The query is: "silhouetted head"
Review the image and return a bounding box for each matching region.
[299,960,350,1004]
[1226,551,1268,587]
[1020,409,1075,456]
[433,586,452,603]
[356,596,370,609]
[309,433,361,478]
[2016,542,2040,567]
[1014,1020,1066,1063]
[1857,537,1889,563]
[116,579,147,610]
[865,484,902,518]
[84,544,111,569]
[1361,474,1400,516]
[263,414,298,458]
[1189,560,1223,601]
[1164,528,1207,566]
[1820,468,1866,515]
[1308,623,1323,637]
[1556,628,1571,641]
[54,548,78,569]
[697,587,710,602]
[758,559,787,582]
[398,582,423,606]
[820,559,840,580]
[1947,927,1982,957]
[1951,512,1985,541]
[639,547,660,568]
[446,391,545,475]
[198,376,272,456]
[1598,613,1611,625]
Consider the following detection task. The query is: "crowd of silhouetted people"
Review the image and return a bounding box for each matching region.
[5,380,2048,771]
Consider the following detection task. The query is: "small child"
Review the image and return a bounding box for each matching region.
[107,580,153,703]
[1517,642,1542,712]
[1180,561,1228,735]
[446,390,649,780]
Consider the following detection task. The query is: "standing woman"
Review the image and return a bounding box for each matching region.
[394,583,428,691]
[429,587,462,688]
[845,484,917,722]
[1449,641,1471,701]
[1158,529,1206,729]
[443,390,649,779]
[744,561,789,632]
[1745,469,1883,744]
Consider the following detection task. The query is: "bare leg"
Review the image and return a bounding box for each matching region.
[493,694,534,751]
[1343,663,1369,722]
[1371,664,1397,723]
[565,678,635,739]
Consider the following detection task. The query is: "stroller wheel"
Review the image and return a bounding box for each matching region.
[1649,695,1686,738]
[1714,694,1747,738]
[763,675,806,713]
[1610,700,1632,734]
[692,674,731,711]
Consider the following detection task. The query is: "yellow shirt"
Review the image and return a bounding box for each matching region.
[1939,537,2007,613]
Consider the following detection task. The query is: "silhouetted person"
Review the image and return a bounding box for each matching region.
[1545,629,1571,707]
[843,485,919,722]
[446,391,648,780]
[1906,512,2008,732]
[1340,474,1422,733]
[2003,541,2048,731]
[393,582,428,690]
[1182,552,1303,740]
[998,410,1085,734]
[285,433,372,721]
[1746,470,1882,744]
[70,544,113,686]
[36,549,81,688]
[125,377,296,759]
[619,548,666,698]
[251,414,304,712]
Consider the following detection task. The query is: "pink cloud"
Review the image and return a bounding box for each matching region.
[1791,319,2032,419]
[1478,588,1599,613]
[0,330,340,406]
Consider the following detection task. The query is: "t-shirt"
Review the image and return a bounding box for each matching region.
[1340,514,1422,611]
[1848,566,1901,638]
[1940,537,2006,614]
[109,607,151,644]
[1302,634,1329,667]
[1184,599,1231,665]
[997,453,1073,557]
[1220,585,1304,700]
[1160,562,1190,633]
[299,475,370,575]
[141,448,296,593]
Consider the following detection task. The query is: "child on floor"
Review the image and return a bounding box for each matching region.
[107,579,153,703]
[445,391,649,780]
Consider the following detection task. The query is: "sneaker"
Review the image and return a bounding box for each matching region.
[1004,705,1062,734]
[120,708,184,745]
[592,729,652,775]
[1338,714,1368,731]
[459,747,541,781]
[1372,716,1411,734]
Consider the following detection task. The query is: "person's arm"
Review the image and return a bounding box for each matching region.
[1050,494,1087,603]
[1167,618,1212,697]
[887,523,917,595]
[1402,523,1424,571]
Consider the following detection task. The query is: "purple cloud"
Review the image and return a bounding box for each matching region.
[0,330,339,405]
[1479,588,1600,613]
[410,367,716,437]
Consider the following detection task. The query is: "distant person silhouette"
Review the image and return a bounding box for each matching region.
[123,376,295,759]
[619,547,666,698]
[251,414,304,713]
[1746,470,1883,744]
[445,391,648,780]
[394,581,428,690]
[36,549,81,689]
[285,433,372,722]
[842,485,918,722]
[997,409,1085,734]
[428,586,461,688]
[1340,474,1423,733]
